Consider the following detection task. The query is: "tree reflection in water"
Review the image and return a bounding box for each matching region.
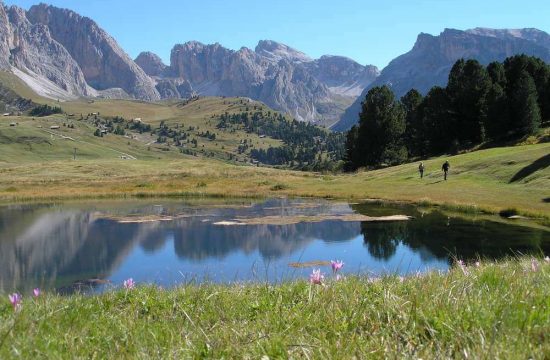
[0,200,547,293]
[357,204,549,263]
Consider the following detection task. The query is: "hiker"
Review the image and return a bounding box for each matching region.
[442,161,450,180]
[418,162,425,179]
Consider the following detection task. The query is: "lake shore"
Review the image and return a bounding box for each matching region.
[1,143,548,221]
[1,257,548,358]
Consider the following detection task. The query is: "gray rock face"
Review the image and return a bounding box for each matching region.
[334,28,550,131]
[0,4,12,70]
[1,2,377,124]
[135,51,168,77]
[26,4,159,101]
[255,40,312,63]
[150,40,378,125]
[306,55,379,97]
[2,4,90,98]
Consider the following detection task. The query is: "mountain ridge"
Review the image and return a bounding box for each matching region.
[333,27,550,131]
[135,39,379,125]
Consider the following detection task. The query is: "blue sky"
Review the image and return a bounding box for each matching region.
[5,0,549,69]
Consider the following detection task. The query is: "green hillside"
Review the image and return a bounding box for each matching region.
[0,70,548,219]
[0,70,344,168]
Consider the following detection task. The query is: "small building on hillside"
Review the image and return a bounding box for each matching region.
[50,125,60,129]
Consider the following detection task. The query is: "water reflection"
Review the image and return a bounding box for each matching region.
[356,204,549,261]
[0,199,547,293]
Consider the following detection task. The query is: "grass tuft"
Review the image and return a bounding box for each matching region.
[0,257,549,358]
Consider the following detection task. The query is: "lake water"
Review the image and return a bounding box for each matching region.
[0,198,548,294]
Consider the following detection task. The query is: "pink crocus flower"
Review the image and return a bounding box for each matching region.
[309,269,324,285]
[8,293,22,311]
[531,259,539,272]
[331,260,344,273]
[123,278,135,290]
[33,288,41,297]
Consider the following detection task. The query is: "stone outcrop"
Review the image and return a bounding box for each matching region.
[135,51,168,77]
[6,5,90,98]
[26,4,159,101]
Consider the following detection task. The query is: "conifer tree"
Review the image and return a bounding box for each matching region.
[511,70,541,136]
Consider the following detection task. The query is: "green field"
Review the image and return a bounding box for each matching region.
[1,70,550,359]
[0,69,549,219]
[1,258,548,358]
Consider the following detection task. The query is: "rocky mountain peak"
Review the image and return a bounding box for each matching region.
[135,51,167,77]
[255,40,312,63]
[335,27,550,131]
[26,3,160,100]
[466,27,550,48]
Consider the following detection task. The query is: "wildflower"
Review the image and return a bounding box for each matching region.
[531,259,539,272]
[544,256,550,264]
[33,288,41,297]
[475,261,481,268]
[330,260,344,273]
[8,293,22,311]
[123,278,135,290]
[309,269,324,285]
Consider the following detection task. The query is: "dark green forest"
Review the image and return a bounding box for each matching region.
[29,104,63,117]
[345,55,550,170]
[219,111,346,170]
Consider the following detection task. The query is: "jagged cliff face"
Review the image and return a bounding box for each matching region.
[334,28,550,131]
[0,2,376,124]
[0,3,159,101]
[135,51,168,77]
[0,4,12,70]
[137,40,378,125]
[7,6,90,98]
[305,55,380,97]
[26,4,159,101]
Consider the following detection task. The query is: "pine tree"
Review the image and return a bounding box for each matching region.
[511,70,541,136]
[447,59,491,146]
[400,89,424,156]
[485,82,509,140]
[355,86,407,167]
[420,87,454,154]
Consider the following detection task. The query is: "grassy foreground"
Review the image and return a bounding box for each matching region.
[1,258,549,358]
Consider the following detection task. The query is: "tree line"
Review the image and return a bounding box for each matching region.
[218,111,345,170]
[345,55,549,170]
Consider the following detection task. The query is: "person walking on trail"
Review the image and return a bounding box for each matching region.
[442,161,450,181]
[418,162,425,179]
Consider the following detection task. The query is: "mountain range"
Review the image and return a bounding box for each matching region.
[334,27,550,130]
[1,2,550,129]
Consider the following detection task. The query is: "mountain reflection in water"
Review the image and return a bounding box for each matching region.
[0,199,547,293]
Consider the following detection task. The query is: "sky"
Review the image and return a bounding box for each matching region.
[5,0,550,69]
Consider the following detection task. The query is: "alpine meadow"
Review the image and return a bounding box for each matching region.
[0,1,549,358]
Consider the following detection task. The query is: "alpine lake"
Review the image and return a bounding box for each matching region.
[1,198,548,294]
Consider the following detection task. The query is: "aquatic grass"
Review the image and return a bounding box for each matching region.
[0,257,549,358]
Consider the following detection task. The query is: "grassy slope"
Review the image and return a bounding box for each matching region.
[0,258,548,358]
[0,141,547,218]
[0,70,548,218]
